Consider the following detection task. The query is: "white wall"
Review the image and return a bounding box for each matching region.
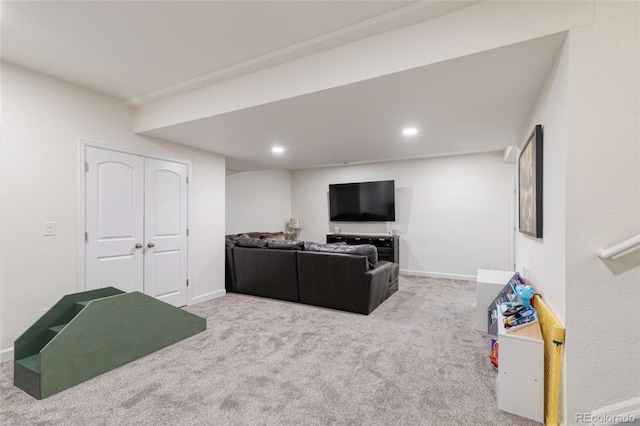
[515,34,570,422]
[225,169,292,234]
[516,3,640,423]
[516,35,569,324]
[564,2,639,420]
[0,62,226,360]
[292,153,516,279]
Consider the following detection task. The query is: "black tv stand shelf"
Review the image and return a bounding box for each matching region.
[326,233,399,264]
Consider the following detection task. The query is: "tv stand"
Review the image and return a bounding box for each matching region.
[326,233,399,264]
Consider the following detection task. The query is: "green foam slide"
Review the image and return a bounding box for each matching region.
[14,287,206,399]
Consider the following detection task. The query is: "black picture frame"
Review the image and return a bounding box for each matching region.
[518,124,543,238]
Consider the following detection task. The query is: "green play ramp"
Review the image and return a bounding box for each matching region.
[14,287,206,399]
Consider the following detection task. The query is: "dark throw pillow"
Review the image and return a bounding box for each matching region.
[303,241,321,251]
[303,242,378,268]
[236,237,268,248]
[260,231,286,241]
[346,244,378,269]
[225,234,240,247]
[267,240,304,250]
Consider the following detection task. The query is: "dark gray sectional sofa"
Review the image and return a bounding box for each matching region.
[225,235,399,315]
[230,246,299,302]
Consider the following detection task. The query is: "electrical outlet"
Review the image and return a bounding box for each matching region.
[44,222,56,236]
[483,262,491,269]
[522,266,530,280]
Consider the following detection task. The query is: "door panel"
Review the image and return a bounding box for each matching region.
[86,147,144,293]
[152,250,181,297]
[98,165,137,239]
[144,158,188,307]
[153,171,182,236]
[97,255,137,291]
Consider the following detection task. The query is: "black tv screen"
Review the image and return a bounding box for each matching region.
[329,180,395,222]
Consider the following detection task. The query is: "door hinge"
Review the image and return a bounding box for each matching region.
[186,177,189,184]
[186,279,189,287]
[85,162,89,173]
[85,232,88,242]
[186,228,189,236]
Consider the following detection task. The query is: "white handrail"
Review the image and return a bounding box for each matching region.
[597,234,640,260]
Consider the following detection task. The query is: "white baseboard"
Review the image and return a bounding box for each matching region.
[190,289,226,305]
[1,347,14,363]
[588,397,640,425]
[400,269,476,282]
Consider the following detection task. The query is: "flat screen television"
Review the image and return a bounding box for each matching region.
[329,180,395,222]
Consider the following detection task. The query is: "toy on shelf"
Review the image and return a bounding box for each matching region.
[501,302,538,332]
[490,338,499,367]
[515,283,535,308]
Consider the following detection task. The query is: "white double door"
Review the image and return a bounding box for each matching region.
[85,147,188,307]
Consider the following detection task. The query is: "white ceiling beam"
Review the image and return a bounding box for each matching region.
[134,1,593,134]
[125,1,481,108]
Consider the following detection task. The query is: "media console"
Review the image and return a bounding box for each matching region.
[326,233,399,264]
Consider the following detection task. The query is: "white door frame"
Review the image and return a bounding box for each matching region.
[77,139,193,305]
[509,177,517,271]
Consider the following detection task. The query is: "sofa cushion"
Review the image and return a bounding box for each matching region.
[232,247,299,303]
[304,242,378,269]
[382,261,400,297]
[268,240,304,250]
[386,261,399,281]
[238,232,262,239]
[261,231,286,241]
[225,235,237,247]
[236,237,268,248]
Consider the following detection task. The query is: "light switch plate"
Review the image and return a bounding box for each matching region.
[44,222,56,236]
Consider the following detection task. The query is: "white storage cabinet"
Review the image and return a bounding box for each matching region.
[497,310,544,423]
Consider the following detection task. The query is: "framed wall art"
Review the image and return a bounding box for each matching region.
[518,124,543,238]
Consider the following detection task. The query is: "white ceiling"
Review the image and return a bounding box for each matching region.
[1,1,565,172]
[145,33,566,171]
[1,1,475,103]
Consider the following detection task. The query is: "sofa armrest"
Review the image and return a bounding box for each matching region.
[364,261,396,314]
[225,247,236,292]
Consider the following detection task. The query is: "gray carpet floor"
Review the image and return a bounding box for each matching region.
[0,275,538,425]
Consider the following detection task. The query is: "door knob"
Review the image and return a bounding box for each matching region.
[135,243,143,249]
[147,242,155,248]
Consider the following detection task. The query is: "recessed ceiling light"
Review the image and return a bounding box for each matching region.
[402,127,418,136]
[272,146,284,154]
